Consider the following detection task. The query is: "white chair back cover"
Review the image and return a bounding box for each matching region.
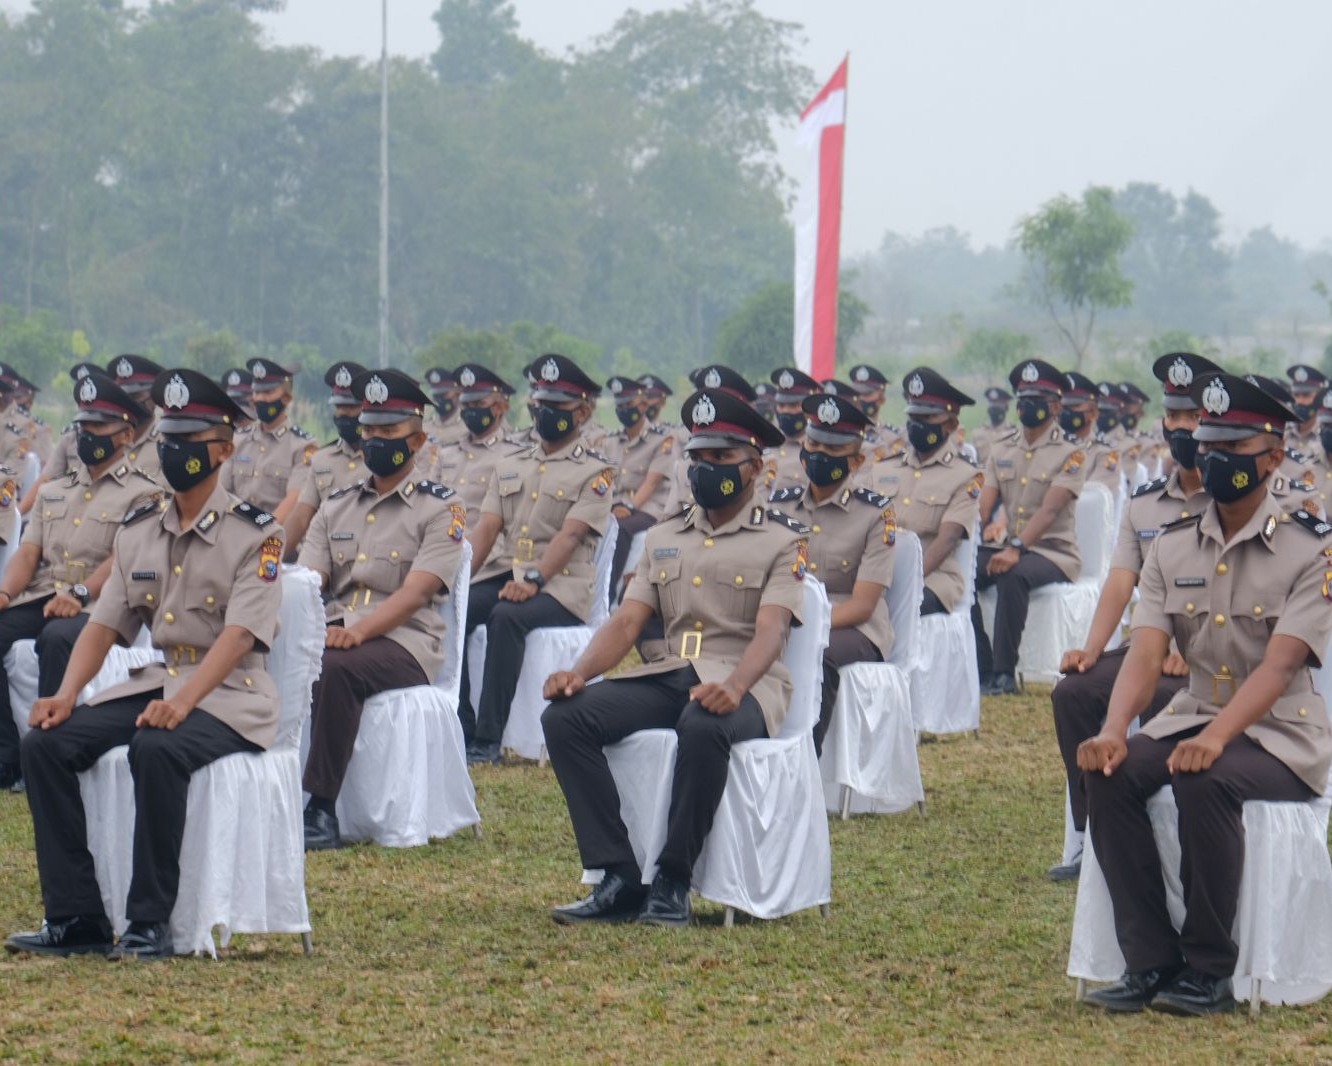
[957,521,979,608]
[271,565,326,749]
[909,526,981,736]
[775,577,830,740]
[434,539,472,699]
[1074,482,1115,582]
[0,506,18,574]
[18,451,39,496]
[585,519,619,629]
[885,531,924,672]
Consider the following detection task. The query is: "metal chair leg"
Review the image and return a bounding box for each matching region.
[839,785,852,821]
[723,907,735,928]
[1249,978,1262,1017]
[1075,977,1086,1002]
[819,903,830,918]
[301,931,314,956]
[916,799,927,818]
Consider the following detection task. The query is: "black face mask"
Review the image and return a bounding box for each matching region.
[334,414,362,448]
[461,406,496,437]
[361,436,415,478]
[1097,410,1119,434]
[1293,403,1315,423]
[987,405,1007,427]
[800,447,852,487]
[533,403,577,443]
[1017,398,1050,429]
[857,400,881,421]
[644,403,662,422]
[255,398,285,425]
[157,437,216,493]
[1058,410,1086,435]
[77,429,120,468]
[1165,426,1199,470]
[1321,426,1332,458]
[616,406,643,428]
[435,398,456,421]
[776,412,806,439]
[1201,448,1266,504]
[688,460,748,510]
[1121,413,1140,431]
[907,418,946,455]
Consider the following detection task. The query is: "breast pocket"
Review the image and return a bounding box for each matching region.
[39,497,70,524]
[371,543,412,587]
[1162,583,1207,653]
[538,482,575,525]
[649,556,682,616]
[716,565,765,621]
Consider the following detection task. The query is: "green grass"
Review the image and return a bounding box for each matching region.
[0,690,1330,1063]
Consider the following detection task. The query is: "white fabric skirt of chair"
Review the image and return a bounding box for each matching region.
[821,661,923,818]
[77,565,324,957]
[911,528,980,736]
[1068,787,1332,1014]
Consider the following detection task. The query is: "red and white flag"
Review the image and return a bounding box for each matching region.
[793,57,848,381]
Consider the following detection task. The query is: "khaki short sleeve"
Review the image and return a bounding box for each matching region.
[89,533,142,646]
[226,525,284,651]
[622,540,660,615]
[1051,447,1086,497]
[297,470,322,510]
[1109,498,1146,574]
[412,503,467,593]
[857,512,895,590]
[480,475,502,519]
[1130,538,1171,637]
[1273,545,1332,668]
[564,467,613,536]
[647,436,677,478]
[296,503,333,581]
[21,496,47,549]
[941,472,982,535]
[759,534,806,626]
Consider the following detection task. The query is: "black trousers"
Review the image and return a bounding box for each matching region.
[1050,646,1184,830]
[21,691,258,923]
[542,667,767,882]
[467,579,581,747]
[0,599,84,767]
[1086,728,1311,977]
[608,509,658,609]
[303,636,427,801]
[920,588,947,616]
[816,628,883,756]
[971,548,1066,677]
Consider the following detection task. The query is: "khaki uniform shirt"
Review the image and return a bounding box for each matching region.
[1134,494,1332,793]
[873,447,983,612]
[431,429,526,533]
[421,412,468,471]
[478,436,614,621]
[985,425,1086,580]
[770,484,895,659]
[18,464,161,609]
[865,424,906,464]
[88,484,284,749]
[764,441,807,493]
[300,477,467,682]
[602,424,676,519]
[14,408,52,465]
[621,502,808,737]
[124,420,164,485]
[969,422,1011,468]
[220,419,314,513]
[297,438,367,511]
[40,426,76,481]
[1080,432,1122,492]
[0,416,33,470]
[1109,473,1210,577]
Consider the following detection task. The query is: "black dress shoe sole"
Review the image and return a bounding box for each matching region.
[5,939,112,958]
[1149,991,1236,1016]
[107,948,175,963]
[1047,863,1082,882]
[1082,991,1148,1013]
[550,907,641,926]
[304,836,344,852]
[636,911,691,928]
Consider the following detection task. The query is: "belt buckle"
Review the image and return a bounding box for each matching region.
[171,646,198,666]
[516,538,536,563]
[1211,672,1235,706]
[679,631,702,660]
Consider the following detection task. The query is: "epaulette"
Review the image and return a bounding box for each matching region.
[1160,512,1202,534]
[584,447,612,464]
[5,423,21,435]
[323,438,338,449]
[290,425,313,441]
[1288,448,1311,465]
[1131,476,1168,499]
[999,425,1021,441]
[1094,432,1114,446]
[768,485,805,503]
[232,500,277,527]
[766,508,811,535]
[1291,509,1332,537]
[122,500,159,526]
[853,487,892,509]
[329,481,365,500]
[647,424,667,436]
[1063,431,1082,445]
[416,479,457,501]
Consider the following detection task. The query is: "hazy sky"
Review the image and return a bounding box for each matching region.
[12,1,1332,256]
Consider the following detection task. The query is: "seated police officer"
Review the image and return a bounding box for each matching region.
[0,373,160,792]
[766,367,822,491]
[462,354,613,763]
[220,357,314,522]
[7,369,282,961]
[769,392,895,753]
[542,388,805,927]
[1048,352,1218,881]
[300,370,468,850]
[1079,373,1332,1016]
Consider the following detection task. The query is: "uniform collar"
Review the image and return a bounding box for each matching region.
[467,427,506,449]
[1196,490,1282,554]
[256,421,289,440]
[1163,471,1205,502]
[359,472,421,507]
[80,460,131,487]
[333,437,360,458]
[163,481,231,543]
[682,497,765,536]
[529,435,586,462]
[904,446,953,470]
[801,484,853,511]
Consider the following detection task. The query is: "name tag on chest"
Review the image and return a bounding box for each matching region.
[1137,530,1159,540]
[1174,577,1206,588]
[331,532,354,541]
[995,460,1014,470]
[652,547,680,559]
[132,571,157,581]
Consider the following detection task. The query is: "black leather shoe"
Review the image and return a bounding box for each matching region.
[1047,857,1082,882]
[1084,964,1183,1012]
[5,915,114,957]
[1150,968,1236,1016]
[466,741,502,766]
[637,874,692,928]
[982,673,1019,696]
[10,776,24,794]
[551,873,646,925]
[0,762,19,791]
[108,921,174,962]
[304,806,344,851]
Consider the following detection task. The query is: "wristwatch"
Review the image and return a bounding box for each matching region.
[1008,537,1026,553]
[72,584,90,606]
[522,568,545,590]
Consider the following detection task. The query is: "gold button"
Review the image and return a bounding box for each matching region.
[43,511,50,518]
[164,612,175,624]
[1253,605,1263,616]
[349,462,356,470]
[914,471,922,479]
[902,499,912,506]
[100,512,107,519]
[467,453,475,461]
[703,538,715,547]
[810,562,819,572]
[659,570,667,580]
[146,594,155,604]
[390,550,399,560]
[1166,706,1175,715]
[1020,477,1029,486]
[1025,451,1034,460]
[1216,563,1228,575]
[812,525,821,534]
[205,596,215,606]
[1181,511,1190,519]
[561,568,569,576]
[244,677,254,688]
[1214,614,1226,626]
[1299,707,1308,718]
[734,575,744,585]
[357,553,367,562]
[1185,602,1194,613]
[842,559,850,567]
[1017,507,1027,516]
[83,490,93,501]
[692,576,702,586]
[173,565,182,576]
[366,514,376,523]
[531,491,539,500]
[72,518,81,527]
[167,666,179,678]
[556,489,565,498]
[538,464,547,473]
[694,621,704,631]
[259,446,266,453]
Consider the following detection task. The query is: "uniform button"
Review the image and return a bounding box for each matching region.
[1299,707,1309,718]
[1017,507,1027,516]
[173,565,183,576]
[1025,451,1034,460]
[1185,603,1194,613]
[734,575,744,585]
[1166,706,1175,715]
[367,514,376,523]
[810,563,819,572]
[459,478,467,485]
[259,446,267,453]
[83,490,93,501]
[164,612,175,624]
[694,621,703,631]
[1214,614,1226,626]
[100,512,107,519]
[1216,563,1228,575]
[531,491,539,500]
[205,596,215,606]
[902,498,912,506]
[703,538,715,547]
[538,464,547,473]
[146,594,155,604]
[659,571,667,580]
[72,518,81,527]
[561,568,569,576]
[914,471,922,480]
[692,576,702,586]
[1253,606,1263,616]
[556,489,565,498]
[357,553,368,562]
[467,453,475,461]
[390,550,400,560]
[349,462,356,470]
[1020,477,1029,486]
[842,560,850,567]
[812,525,821,534]
[167,666,179,678]
[244,677,254,688]
[521,526,529,534]
[43,511,50,519]
[1181,511,1190,519]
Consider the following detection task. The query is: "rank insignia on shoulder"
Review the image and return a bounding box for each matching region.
[766,508,810,534]
[123,500,159,526]
[233,501,276,526]
[852,487,891,509]
[292,426,313,441]
[417,480,456,501]
[769,486,804,503]
[793,538,808,581]
[1132,477,1168,498]
[1292,510,1332,537]
[258,536,282,582]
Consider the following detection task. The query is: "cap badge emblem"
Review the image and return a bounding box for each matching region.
[541,358,560,383]
[163,374,190,410]
[458,368,476,388]
[817,398,840,425]
[704,368,721,388]
[78,378,97,404]
[1167,358,1192,389]
[908,373,925,397]
[778,370,795,390]
[365,376,390,405]
[1201,378,1230,416]
[335,366,353,388]
[692,395,717,426]
[1021,363,1040,384]
[252,363,267,380]
[116,358,134,380]
[854,367,870,383]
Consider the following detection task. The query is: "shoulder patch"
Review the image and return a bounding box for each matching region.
[852,486,892,509]
[1160,513,1203,534]
[291,425,313,441]
[1131,476,1168,499]
[1291,509,1332,537]
[1062,449,1086,476]
[122,500,159,526]
[768,485,805,503]
[766,508,811,535]
[416,479,457,501]
[232,501,277,527]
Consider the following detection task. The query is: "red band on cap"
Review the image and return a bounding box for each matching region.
[691,420,755,439]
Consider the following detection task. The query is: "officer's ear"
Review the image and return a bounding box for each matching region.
[213,436,236,463]
[572,401,592,427]
[113,424,137,451]
[848,450,866,472]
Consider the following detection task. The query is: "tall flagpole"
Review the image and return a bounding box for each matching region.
[378,0,390,368]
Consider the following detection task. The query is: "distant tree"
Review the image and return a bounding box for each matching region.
[1139,329,1217,362]
[430,0,541,87]
[713,282,868,380]
[954,327,1037,379]
[1015,187,1134,367]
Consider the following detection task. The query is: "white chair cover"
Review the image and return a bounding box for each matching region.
[622,530,648,589]
[332,541,480,847]
[585,578,835,921]
[821,531,925,815]
[978,482,1116,685]
[78,566,323,956]
[1068,786,1332,1008]
[467,520,619,761]
[18,451,40,495]
[910,524,980,735]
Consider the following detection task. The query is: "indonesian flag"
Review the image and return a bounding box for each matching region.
[793,58,848,381]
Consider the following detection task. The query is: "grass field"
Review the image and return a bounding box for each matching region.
[1,689,1330,1063]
